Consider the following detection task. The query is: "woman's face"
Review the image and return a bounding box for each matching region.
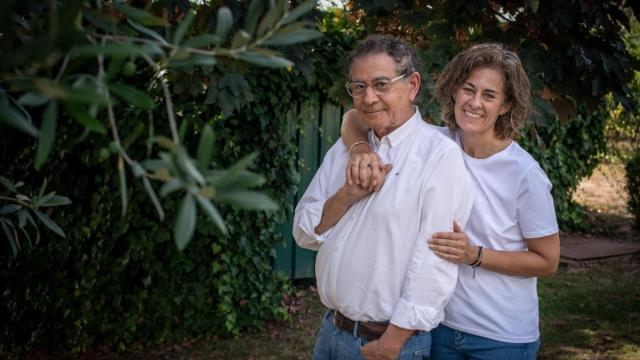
[454,66,511,139]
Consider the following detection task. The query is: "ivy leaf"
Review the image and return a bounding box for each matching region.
[174,193,196,251]
[35,101,58,171]
[215,7,234,42]
[109,83,155,110]
[33,209,65,238]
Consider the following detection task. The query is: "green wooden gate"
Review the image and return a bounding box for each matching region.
[274,100,344,279]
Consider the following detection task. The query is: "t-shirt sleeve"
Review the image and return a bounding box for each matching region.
[516,164,559,238]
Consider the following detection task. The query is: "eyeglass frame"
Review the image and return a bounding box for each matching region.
[345,73,408,98]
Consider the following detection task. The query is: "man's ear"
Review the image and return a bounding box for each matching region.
[408,72,421,103]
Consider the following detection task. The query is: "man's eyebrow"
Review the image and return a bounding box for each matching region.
[350,75,394,83]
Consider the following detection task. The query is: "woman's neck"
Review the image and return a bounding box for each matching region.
[459,131,512,159]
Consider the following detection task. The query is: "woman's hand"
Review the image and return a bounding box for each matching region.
[428,221,477,264]
[347,149,392,192]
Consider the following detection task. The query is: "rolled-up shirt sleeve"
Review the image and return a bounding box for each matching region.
[292,143,344,251]
[390,147,474,331]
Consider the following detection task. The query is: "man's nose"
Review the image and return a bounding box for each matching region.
[362,85,379,104]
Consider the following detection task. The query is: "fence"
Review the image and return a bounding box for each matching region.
[274,99,345,279]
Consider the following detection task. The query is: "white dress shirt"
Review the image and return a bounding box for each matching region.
[293,110,474,331]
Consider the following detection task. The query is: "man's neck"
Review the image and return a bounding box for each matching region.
[372,107,416,139]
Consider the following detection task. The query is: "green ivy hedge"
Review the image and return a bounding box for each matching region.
[627,148,640,229]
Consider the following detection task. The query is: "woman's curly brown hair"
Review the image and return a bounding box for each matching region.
[434,43,532,140]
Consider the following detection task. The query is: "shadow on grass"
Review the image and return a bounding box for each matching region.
[538,258,640,360]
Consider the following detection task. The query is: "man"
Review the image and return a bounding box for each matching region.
[293,35,474,360]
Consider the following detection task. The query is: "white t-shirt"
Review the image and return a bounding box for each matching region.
[293,112,474,331]
[440,128,559,343]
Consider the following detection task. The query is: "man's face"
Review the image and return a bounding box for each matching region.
[349,53,418,138]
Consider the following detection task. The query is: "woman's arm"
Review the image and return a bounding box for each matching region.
[340,109,391,192]
[428,222,560,277]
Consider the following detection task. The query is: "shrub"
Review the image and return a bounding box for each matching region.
[627,148,640,228]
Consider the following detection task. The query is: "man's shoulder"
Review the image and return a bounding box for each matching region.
[413,121,460,153]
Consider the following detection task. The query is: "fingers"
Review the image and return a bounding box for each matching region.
[453,220,462,233]
[358,160,371,189]
[430,232,465,241]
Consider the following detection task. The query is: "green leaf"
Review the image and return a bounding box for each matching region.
[40,195,72,207]
[65,104,107,134]
[160,178,184,197]
[244,0,265,34]
[257,1,285,38]
[216,191,278,211]
[231,30,252,49]
[70,43,146,58]
[197,125,215,171]
[528,0,540,13]
[18,91,49,107]
[263,28,322,46]
[142,177,165,221]
[36,191,56,207]
[0,204,22,215]
[0,96,39,137]
[0,177,17,193]
[118,156,128,217]
[17,209,28,228]
[216,7,234,41]
[35,101,58,171]
[235,52,293,68]
[1,219,18,257]
[115,3,170,27]
[33,209,65,238]
[228,152,258,172]
[169,55,217,68]
[173,11,194,45]
[127,18,170,46]
[35,79,107,105]
[282,0,318,25]
[208,170,265,190]
[174,194,196,251]
[109,83,155,110]
[183,34,220,48]
[195,194,228,235]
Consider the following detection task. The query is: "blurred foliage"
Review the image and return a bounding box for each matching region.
[345,0,640,229]
[0,0,347,353]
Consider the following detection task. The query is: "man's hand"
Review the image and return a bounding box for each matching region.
[361,338,402,360]
[347,151,392,193]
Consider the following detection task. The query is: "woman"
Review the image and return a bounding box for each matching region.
[341,43,560,359]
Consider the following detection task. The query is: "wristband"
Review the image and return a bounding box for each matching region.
[469,246,484,268]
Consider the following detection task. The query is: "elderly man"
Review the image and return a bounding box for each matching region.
[293,35,474,360]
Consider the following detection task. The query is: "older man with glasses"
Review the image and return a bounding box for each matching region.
[293,34,474,360]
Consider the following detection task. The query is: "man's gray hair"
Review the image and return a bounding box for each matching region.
[346,34,422,99]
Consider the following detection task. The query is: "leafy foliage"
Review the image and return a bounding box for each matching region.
[0,0,354,353]
[627,149,640,229]
[345,0,640,228]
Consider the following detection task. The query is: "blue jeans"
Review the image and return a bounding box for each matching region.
[312,310,431,360]
[431,324,540,360]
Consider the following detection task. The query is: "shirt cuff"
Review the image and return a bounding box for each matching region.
[390,298,444,332]
[293,198,334,250]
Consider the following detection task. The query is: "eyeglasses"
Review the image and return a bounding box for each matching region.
[345,74,407,98]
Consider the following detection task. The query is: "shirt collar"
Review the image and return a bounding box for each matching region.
[369,106,421,148]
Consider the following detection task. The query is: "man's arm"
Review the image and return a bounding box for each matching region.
[314,183,370,234]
